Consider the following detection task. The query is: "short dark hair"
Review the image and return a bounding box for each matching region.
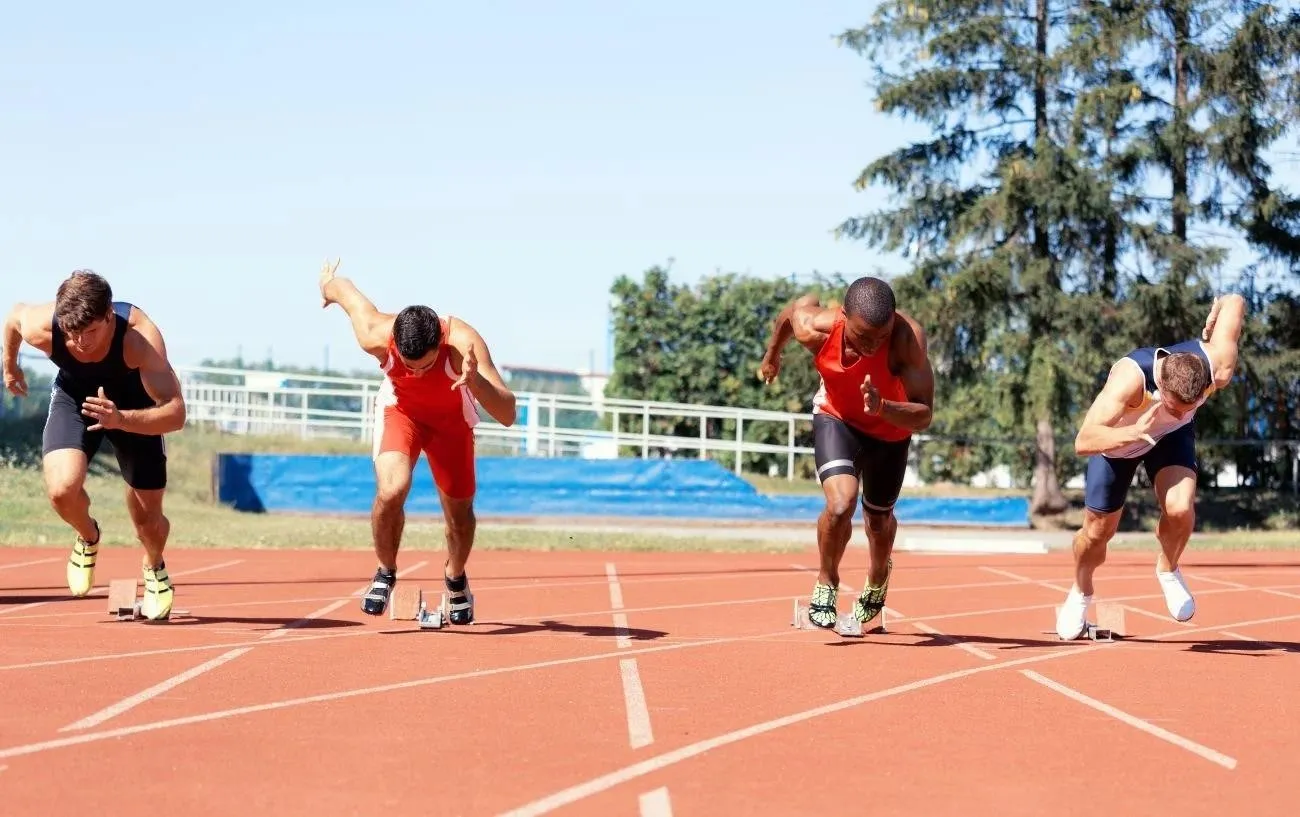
[843,276,896,327]
[1160,352,1210,403]
[393,305,442,360]
[55,270,113,332]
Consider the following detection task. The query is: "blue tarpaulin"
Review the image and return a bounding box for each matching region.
[215,454,1030,527]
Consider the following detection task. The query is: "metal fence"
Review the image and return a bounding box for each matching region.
[7,360,1295,491]
[176,365,825,478]
[171,365,1300,493]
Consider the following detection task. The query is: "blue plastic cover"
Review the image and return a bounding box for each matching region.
[215,454,1030,527]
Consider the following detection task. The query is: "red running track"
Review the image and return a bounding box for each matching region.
[0,545,1297,816]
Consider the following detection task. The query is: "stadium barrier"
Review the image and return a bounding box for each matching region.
[214,453,1031,527]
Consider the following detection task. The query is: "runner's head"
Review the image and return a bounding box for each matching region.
[1155,350,1210,418]
[842,276,895,356]
[55,270,115,353]
[393,305,444,375]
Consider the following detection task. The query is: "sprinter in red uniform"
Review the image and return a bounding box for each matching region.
[760,277,934,629]
[318,260,518,621]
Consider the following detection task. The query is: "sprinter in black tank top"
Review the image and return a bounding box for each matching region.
[2,270,187,620]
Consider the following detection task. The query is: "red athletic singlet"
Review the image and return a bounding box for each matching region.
[373,316,479,499]
[378,318,479,428]
[811,311,911,442]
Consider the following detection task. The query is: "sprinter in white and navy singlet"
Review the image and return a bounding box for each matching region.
[1083,338,1214,514]
[1055,295,1246,642]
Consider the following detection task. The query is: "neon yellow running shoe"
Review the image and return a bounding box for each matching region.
[140,561,174,621]
[66,521,100,597]
[807,581,838,628]
[852,557,893,625]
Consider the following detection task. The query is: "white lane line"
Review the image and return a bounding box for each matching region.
[0,558,59,571]
[496,609,1289,816]
[638,787,673,817]
[57,561,428,730]
[911,622,996,660]
[1021,670,1237,769]
[59,649,254,732]
[608,562,655,750]
[5,610,1300,766]
[620,658,655,750]
[171,560,245,578]
[0,601,51,617]
[1193,572,1300,602]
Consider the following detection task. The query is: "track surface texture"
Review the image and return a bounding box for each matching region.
[1,544,1297,816]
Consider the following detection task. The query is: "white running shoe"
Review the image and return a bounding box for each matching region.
[1055,585,1091,640]
[1157,566,1195,621]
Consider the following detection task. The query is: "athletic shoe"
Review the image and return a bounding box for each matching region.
[140,561,174,621]
[361,567,397,616]
[66,520,100,597]
[1055,585,1090,640]
[1157,566,1195,621]
[852,557,893,625]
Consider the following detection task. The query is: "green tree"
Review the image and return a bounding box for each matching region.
[1065,0,1300,490]
[1072,0,1300,322]
[606,265,849,475]
[836,0,1089,510]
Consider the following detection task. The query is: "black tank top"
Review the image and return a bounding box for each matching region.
[50,301,154,409]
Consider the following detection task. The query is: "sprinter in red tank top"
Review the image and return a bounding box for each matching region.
[760,276,934,630]
[319,260,518,622]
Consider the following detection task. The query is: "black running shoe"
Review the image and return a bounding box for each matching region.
[361,567,397,616]
[444,570,474,625]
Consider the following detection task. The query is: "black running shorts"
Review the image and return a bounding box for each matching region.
[812,412,911,513]
[41,385,168,490]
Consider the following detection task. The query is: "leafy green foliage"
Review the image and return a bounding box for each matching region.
[606,266,849,476]
[832,0,1300,499]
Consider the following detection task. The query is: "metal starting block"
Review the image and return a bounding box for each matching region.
[106,578,188,622]
[1055,602,1126,642]
[791,597,886,638]
[390,586,448,630]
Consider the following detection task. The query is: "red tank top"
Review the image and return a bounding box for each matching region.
[811,311,910,441]
[377,317,479,428]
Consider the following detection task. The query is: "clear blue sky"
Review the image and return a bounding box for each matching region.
[5,2,1293,378]
[3,0,920,376]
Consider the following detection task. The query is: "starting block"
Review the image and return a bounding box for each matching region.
[1054,602,1126,641]
[106,578,188,622]
[791,597,886,638]
[390,586,448,630]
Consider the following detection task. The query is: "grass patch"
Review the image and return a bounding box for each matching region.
[1104,529,1300,551]
[744,473,1023,498]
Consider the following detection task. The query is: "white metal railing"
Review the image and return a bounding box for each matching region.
[174,365,820,477]
[173,365,1299,490]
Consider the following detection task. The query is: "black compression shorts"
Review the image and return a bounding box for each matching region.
[42,385,168,491]
[812,412,911,513]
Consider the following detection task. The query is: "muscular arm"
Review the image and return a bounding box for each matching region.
[2,305,22,373]
[3,303,53,396]
[321,276,394,361]
[876,315,933,432]
[764,295,835,358]
[4,302,54,364]
[1202,293,1246,389]
[114,312,187,435]
[1073,362,1149,456]
[450,319,517,427]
